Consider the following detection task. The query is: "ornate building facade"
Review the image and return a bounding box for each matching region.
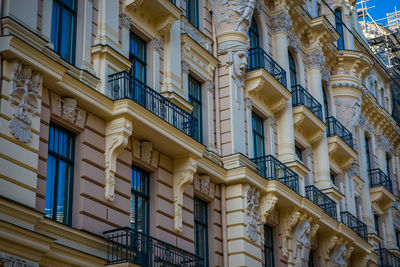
[0,0,399,266]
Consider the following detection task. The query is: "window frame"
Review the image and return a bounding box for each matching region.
[252,112,266,158]
[45,123,75,225]
[187,0,199,29]
[264,224,275,267]
[131,165,150,234]
[194,197,209,266]
[335,9,345,50]
[129,32,147,84]
[51,0,78,64]
[188,75,203,143]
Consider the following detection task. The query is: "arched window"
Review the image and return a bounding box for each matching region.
[323,88,330,119]
[335,9,345,50]
[288,52,297,88]
[248,17,260,49]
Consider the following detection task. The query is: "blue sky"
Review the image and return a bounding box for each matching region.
[358,0,400,26]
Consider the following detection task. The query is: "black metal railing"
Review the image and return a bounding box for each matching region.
[169,0,176,4]
[104,227,204,266]
[247,47,287,88]
[375,248,400,267]
[252,155,299,194]
[340,211,368,241]
[108,72,199,141]
[326,116,354,149]
[369,168,393,193]
[292,85,324,121]
[305,185,337,220]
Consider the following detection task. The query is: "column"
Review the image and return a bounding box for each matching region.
[358,129,375,230]
[306,48,331,189]
[344,172,356,215]
[151,38,162,91]
[271,11,296,163]
[77,0,95,74]
[245,97,254,158]
[205,81,216,152]
[385,208,397,249]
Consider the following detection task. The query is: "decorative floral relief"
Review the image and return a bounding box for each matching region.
[0,252,38,267]
[8,61,42,143]
[246,185,260,242]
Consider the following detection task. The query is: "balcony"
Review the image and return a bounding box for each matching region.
[375,248,400,267]
[291,85,326,144]
[245,47,291,114]
[340,211,368,241]
[104,227,203,267]
[108,72,199,142]
[326,116,357,170]
[305,185,337,220]
[252,155,300,194]
[369,168,395,211]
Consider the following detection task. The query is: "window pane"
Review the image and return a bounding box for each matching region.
[131,166,149,233]
[130,33,147,83]
[56,161,68,223]
[194,198,208,266]
[45,155,57,218]
[60,10,74,62]
[264,225,275,267]
[189,76,202,143]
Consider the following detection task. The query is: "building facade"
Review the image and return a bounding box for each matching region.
[0,0,400,266]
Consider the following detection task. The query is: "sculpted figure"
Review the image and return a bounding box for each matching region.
[235,0,256,33]
[332,244,347,267]
[294,221,312,267]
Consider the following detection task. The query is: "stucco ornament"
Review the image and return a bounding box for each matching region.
[0,252,38,267]
[105,118,133,201]
[181,17,212,52]
[246,185,260,242]
[209,0,233,27]
[271,11,292,33]
[288,31,299,52]
[173,157,197,232]
[293,220,312,267]
[332,244,347,267]
[199,175,211,195]
[260,193,278,224]
[121,13,131,28]
[62,98,78,123]
[306,49,325,69]
[282,210,301,258]
[8,61,42,143]
[376,134,393,153]
[322,66,330,84]
[140,141,153,164]
[234,0,257,33]
[219,41,249,108]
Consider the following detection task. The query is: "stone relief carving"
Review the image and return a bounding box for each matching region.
[321,66,330,84]
[234,0,257,33]
[173,157,197,232]
[209,0,233,27]
[182,61,190,74]
[206,81,215,93]
[306,49,325,69]
[332,81,363,90]
[246,185,260,242]
[140,141,153,164]
[105,118,133,201]
[219,41,248,108]
[62,98,79,123]
[199,175,211,195]
[8,61,42,143]
[0,252,38,267]
[121,13,131,28]
[332,243,353,267]
[334,98,362,134]
[282,210,302,258]
[153,38,161,54]
[271,11,292,33]
[181,18,212,53]
[376,134,393,153]
[293,220,312,267]
[260,193,278,224]
[288,31,299,52]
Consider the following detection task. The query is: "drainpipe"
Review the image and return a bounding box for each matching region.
[211,8,221,155]
[221,183,228,266]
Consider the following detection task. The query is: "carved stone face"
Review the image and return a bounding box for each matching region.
[233,50,248,78]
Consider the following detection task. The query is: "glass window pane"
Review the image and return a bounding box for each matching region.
[56,161,68,223]
[131,166,149,233]
[45,155,57,218]
[194,198,208,266]
[189,75,202,143]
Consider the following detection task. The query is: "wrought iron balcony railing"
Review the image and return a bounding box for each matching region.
[108,72,199,142]
[326,116,354,149]
[375,248,400,267]
[340,211,368,241]
[369,168,393,193]
[247,47,287,88]
[104,227,204,267]
[252,155,299,194]
[305,185,337,220]
[291,85,324,121]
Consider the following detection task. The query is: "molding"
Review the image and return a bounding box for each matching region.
[271,11,292,33]
[104,117,133,201]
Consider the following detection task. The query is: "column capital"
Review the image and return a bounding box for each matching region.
[181,61,190,74]
[244,97,253,109]
[121,13,131,29]
[271,11,292,34]
[306,49,325,69]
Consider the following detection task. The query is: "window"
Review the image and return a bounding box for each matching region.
[264,225,275,267]
[330,173,336,186]
[252,112,265,158]
[386,155,391,178]
[131,166,150,234]
[248,17,260,49]
[45,124,75,225]
[194,198,208,266]
[51,0,77,64]
[396,231,400,248]
[295,146,303,162]
[130,33,147,83]
[187,0,199,29]
[308,251,314,267]
[288,52,297,88]
[365,137,372,171]
[374,214,380,236]
[189,75,202,143]
[323,87,330,119]
[335,9,345,50]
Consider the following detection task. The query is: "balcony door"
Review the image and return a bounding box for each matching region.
[289,51,297,88]
[248,17,260,69]
[130,32,147,84]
